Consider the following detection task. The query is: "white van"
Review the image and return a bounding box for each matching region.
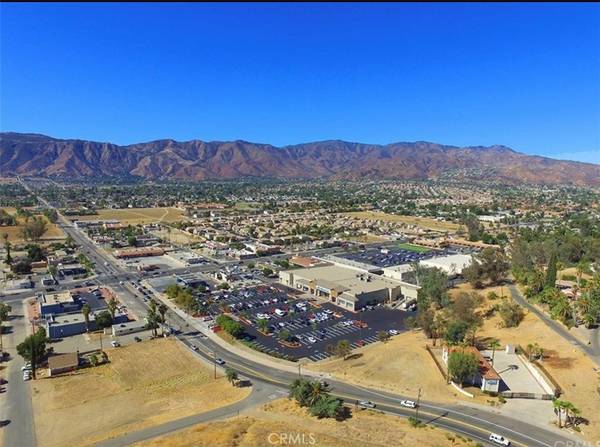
[489,433,510,446]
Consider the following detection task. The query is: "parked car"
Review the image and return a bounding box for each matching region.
[400,400,417,408]
[358,400,376,409]
[489,433,511,446]
[388,329,399,336]
[134,336,142,342]
[111,341,121,347]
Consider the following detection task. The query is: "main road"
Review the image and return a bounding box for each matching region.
[12,179,584,447]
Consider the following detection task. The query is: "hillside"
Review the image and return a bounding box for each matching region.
[1,132,598,185]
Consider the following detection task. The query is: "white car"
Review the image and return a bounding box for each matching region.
[111,340,121,347]
[21,363,32,371]
[400,399,417,408]
[489,433,511,446]
[307,336,317,344]
[388,329,399,336]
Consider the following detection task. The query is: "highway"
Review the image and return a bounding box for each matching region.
[6,179,584,447]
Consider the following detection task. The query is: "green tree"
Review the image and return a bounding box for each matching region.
[489,339,501,367]
[447,350,478,386]
[309,394,344,419]
[225,367,238,386]
[278,329,292,342]
[335,339,351,360]
[0,302,12,351]
[498,299,525,328]
[19,216,48,241]
[107,297,118,320]
[81,304,91,332]
[157,303,168,334]
[127,235,137,247]
[145,299,160,337]
[95,310,113,330]
[2,233,11,264]
[16,327,49,379]
[444,320,469,345]
[257,318,269,334]
[545,251,558,289]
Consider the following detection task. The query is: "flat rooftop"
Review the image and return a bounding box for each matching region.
[336,247,450,268]
[42,291,74,306]
[291,264,402,295]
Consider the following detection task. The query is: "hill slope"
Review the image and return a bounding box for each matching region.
[1,132,598,185]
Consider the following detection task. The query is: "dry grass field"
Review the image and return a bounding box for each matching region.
[74,207,187,225]
[343,211,460,232]
[31,339,250,447]
[152,228,202,245]
[134,398,480,447]
[0,209,65,243]
[307,330,459,403]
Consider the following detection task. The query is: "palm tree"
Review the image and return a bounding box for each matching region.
[107,297,118,320]
[489,339,501,367]
[225,367,238,386]
[553,399,570,428]
[257,318,269,334]
[307,380,328,406]
[82,304,91,332]
[146,300,159,337]
[157,303,168,335]
[575,261,590,288]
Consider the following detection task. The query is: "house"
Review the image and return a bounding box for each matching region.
[442,346,501,393]
[48,352,79,376]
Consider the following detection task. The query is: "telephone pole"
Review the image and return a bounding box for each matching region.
[415,387,422,422]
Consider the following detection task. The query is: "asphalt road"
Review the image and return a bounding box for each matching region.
[510,285,600,367]
[8,180,584,447]
[0,304,37,447]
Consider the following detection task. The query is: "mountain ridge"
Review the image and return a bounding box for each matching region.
[1,132,598,186]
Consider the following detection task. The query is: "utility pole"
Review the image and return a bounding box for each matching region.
[298,362,302,377]
[415,387,422,422]
[213,350,217,379]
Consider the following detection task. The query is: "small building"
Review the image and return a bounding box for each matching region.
[39,291,78,316]
[442,346,501,393]
[420,253,472,277]
[48,352,79,376]
[112,319,147,336]
[114,247,165,259]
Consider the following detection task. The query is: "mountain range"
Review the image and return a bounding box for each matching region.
[1,132,598,186]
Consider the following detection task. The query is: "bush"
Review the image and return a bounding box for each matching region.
[408,416,423,428]
[216,314,244,338]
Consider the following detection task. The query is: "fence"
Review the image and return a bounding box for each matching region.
[500,392,554,400]
[425,344,448,383]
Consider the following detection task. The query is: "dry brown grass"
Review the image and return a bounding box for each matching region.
[74,207,187,225]
[343,211,460,232]
[31,338,250,447]
[0,212,65,243]
[134,398,478,447]
[307,330,459,403]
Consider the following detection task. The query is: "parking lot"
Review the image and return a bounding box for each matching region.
[337,247,450,268]
[204,284,410,362]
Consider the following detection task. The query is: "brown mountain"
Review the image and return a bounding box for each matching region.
[1,132,598,186]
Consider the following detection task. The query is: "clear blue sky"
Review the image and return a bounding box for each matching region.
[1,3,599,163]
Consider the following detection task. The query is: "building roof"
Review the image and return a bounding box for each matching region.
[289,264,401,297]
[449,346,501,381]
[42,291,74,306]
[290,256,328,268]
[48,352,79,370]
[420,254,472,275]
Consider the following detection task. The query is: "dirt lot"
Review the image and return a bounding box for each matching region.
[307,330,459,403]
[31,338,250,447]
[74,207,187,225]
[152,228,202,245]
[134,398,479,447]
[0,213,65,243]
[343,211,460,232]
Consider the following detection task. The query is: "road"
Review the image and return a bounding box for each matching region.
[0,303,36,447]
[7,179,584,447]
[510,285,600,367]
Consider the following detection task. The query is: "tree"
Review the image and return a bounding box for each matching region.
[289,378,313,407]
[107,297,118,320]
[278,329,292,342]
[489,339,501,367]
[335,339,351,360]
[498,299,525,328]
[64,234,76,248]
[145,300,160,337]
[11,260,32,274]
[217,282,230,290]
[0,302,12,350]
[81,304,91,332]
[127,235,137,247]
[545,251,558,289]
[377,331,390,343]
[17,327,49,379]
[225,367,238,386]
[417,268,449,308]
[257,318,269,334]
[95,310,113,330]
[309,394,344,419]
[157,303,168,334]
[307,380,330,407]
[19,217,48,241]
[463,248,510,287]
[444,320,469,345]
[553,399,569,428]
[3,233,11,264]
[447,351,478,386]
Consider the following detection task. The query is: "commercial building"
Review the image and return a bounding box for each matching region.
[46,311,128,338]
[114,247,165,259]
[279,264,414,311]
[419,253,472,277]
[39,291,78,316]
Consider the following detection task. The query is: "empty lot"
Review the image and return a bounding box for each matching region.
[343,211,460,231]
[31,338,251,447]
[74,207,187,224]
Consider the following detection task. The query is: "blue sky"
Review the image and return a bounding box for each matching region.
[1,3,599,163]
